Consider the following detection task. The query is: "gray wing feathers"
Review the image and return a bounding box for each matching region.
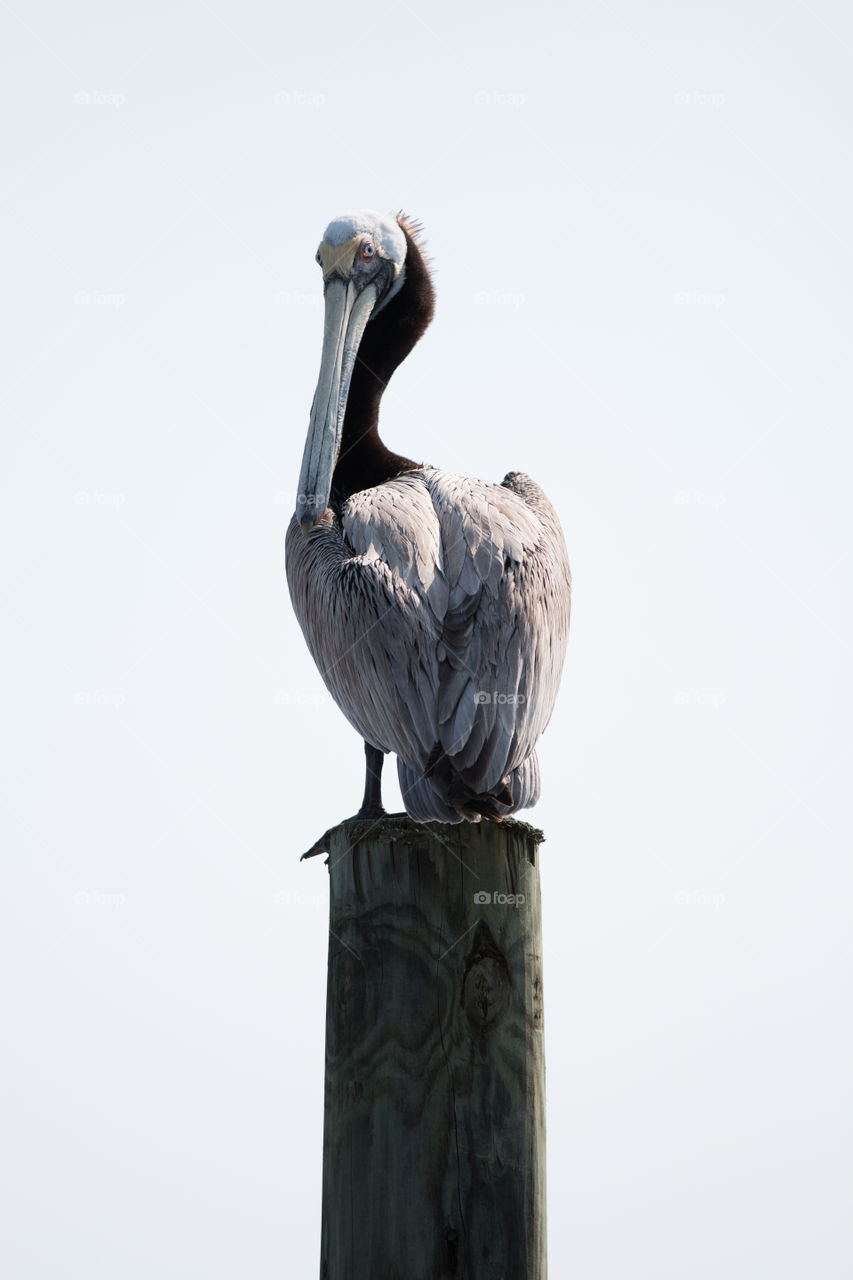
[285,466,570,821]
[396,760,463,824]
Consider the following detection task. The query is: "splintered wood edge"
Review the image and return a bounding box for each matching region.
[299,813,546,862]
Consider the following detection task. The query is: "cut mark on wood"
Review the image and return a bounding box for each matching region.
[444,1223,459,1271]
[461,920,512,1031]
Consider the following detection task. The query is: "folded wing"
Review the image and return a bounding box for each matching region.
[285,467,570,821]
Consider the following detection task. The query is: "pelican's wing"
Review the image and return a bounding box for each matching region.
[285,467,570,814]
[285,470,444,767]
[421,469,570,793]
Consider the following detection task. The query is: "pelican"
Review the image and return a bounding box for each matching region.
[285,210,571,824]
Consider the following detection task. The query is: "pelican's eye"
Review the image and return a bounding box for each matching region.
[315,250,322,265]
[361,242,376,260]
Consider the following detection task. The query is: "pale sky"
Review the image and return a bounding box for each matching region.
[2,1,851,1276]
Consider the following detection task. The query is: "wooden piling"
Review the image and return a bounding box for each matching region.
[315,814,547,1279]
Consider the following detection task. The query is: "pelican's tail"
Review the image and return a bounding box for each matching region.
[505,752,541,810]
[396,751,541,825]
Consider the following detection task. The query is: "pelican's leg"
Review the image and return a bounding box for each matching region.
[357,742,386,818]
[300,743,386,858]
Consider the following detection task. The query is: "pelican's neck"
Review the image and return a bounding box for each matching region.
[331,226,435,505]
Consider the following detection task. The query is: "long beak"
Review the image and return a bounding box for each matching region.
[296,277,378,535]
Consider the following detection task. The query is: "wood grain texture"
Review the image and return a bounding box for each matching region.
[318,815,547,1279]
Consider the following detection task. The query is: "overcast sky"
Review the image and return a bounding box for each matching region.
[2,1,851,1276]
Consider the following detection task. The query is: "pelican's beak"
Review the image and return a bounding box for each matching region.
[296,243,378,535]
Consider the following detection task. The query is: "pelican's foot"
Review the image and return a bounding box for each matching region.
[300,829,333,861]
[299,807,388,860]
[352,803,386,821]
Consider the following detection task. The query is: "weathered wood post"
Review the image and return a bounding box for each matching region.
[311,814,547,1279]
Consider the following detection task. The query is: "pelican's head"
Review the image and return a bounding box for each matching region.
[296,209,408,535]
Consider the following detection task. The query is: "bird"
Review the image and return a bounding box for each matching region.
[285,209,571,824]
